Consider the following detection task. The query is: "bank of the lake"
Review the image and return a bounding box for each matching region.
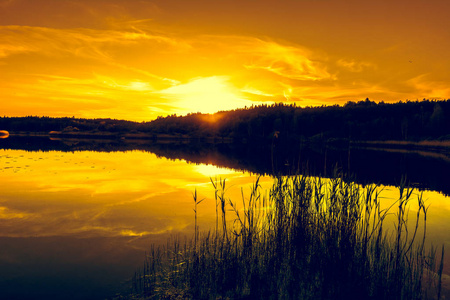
[351,140,450,154]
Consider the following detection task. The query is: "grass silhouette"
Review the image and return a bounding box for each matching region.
[131,174,444,299]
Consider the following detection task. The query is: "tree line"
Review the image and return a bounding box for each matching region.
[1,99,449,142]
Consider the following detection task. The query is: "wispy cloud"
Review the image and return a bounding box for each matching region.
[337,58,376,73]
[0,25,182,60]
[236,38,331,81]
[0,44,31,57]
[0,206,32,219]
[1,15,449,120]
[407,74,450,99]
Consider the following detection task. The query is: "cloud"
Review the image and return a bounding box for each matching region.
[236,38,331,81]
[337,59,376,73]
[0,26,338,119]
[0,0,161,29]
[0,25,178,59]
[0,206,31,219]
[241,86,274,98]
[407,74,450,99]
[3,20,443,120]
[0,44,30,58]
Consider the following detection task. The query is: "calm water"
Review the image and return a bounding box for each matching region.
[1,137,450,299]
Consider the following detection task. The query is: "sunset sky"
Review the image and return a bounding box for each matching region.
[1,0,449,121]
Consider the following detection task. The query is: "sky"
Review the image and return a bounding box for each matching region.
[1,0,449,121]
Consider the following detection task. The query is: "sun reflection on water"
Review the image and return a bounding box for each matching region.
[1,148,449,243]
[1,148,450,297]
[0,149,267,239]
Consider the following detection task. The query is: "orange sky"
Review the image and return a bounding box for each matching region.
[1,0,449,121]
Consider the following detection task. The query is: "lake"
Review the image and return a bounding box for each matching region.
[1,136,450,299]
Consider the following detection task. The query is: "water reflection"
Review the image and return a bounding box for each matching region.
[2,136,449,195]
[0,147,274,299]
[0,149,261,239]
[0,137,449,298]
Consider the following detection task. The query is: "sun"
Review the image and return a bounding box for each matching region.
[159,76,251,114]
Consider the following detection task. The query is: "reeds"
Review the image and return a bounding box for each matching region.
[132,174,444,299]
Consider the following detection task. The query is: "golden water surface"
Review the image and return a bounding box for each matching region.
[0,148,449,298]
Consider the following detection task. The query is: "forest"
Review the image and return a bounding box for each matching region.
[1,99,449,143]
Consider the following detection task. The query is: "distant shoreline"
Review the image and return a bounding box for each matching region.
[4,131,450,153]
[350,140,450,154]
[6,130,234,143]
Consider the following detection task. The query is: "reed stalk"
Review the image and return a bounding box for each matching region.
[132,175,444,300]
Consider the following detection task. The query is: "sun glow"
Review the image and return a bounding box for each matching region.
[193,164,237,177]
[0,0,449,120]
[127,81,152,91]
[160,76,252,114]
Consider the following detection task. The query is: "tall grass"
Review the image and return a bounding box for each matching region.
[132,174,444,299]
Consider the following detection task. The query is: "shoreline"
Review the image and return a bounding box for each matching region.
[4,131,450,153]
[350,139,450,154]
[3,131,450,152]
